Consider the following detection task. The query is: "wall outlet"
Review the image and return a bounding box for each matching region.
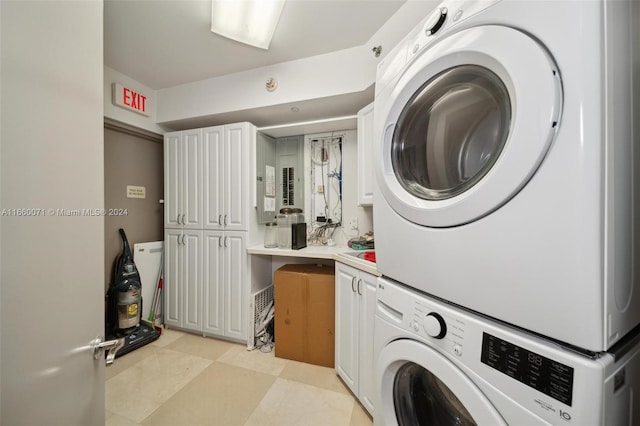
[317,185,324,194]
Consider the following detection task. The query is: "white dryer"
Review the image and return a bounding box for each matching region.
[373,0,640,352]
[374,277,640,425]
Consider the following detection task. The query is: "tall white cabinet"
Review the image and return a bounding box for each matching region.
[164,122,256,342]
[335,261,377,416]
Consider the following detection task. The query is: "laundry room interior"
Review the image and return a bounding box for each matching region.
[2,0,640,425]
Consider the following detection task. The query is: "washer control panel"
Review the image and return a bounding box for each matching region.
[409,300,466,357]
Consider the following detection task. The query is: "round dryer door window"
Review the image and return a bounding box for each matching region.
[392,64,511,201]
[377,25,562,227]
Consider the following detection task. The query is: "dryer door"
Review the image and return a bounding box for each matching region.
[378,339,506,426]
[376,25,561,227]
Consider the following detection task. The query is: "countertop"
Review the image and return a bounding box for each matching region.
[247,244,380,276]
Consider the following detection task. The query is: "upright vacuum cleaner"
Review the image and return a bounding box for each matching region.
[105,228,159,358]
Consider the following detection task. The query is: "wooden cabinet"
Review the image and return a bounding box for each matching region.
[357,102,374,206]
[164,228,203,332]
[164,129,203,229]
[335,261,377,415]
[203,231,247,340]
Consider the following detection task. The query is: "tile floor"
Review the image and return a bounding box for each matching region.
[106,329,373,426]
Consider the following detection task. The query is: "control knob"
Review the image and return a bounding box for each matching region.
[424,7,448,36]
[424,312,447,339]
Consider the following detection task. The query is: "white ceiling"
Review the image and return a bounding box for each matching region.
[104,0,407,91]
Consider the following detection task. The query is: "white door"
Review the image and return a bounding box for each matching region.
[182,129,203,229]
[378,339,506,426]
[1,1,104,423]
[357,102,375,206]
[376,26,561,227]
[182,230,203,332]
[335,262,360,395]
[203,230,224,335]
[358,271,377,414]
[224,123,249,231]
[203,126,224,230]
[164,229,182,328]
[224,231,247,340]
[164,131,181,228]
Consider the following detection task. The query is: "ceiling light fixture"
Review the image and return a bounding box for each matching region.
[211,0,286,50]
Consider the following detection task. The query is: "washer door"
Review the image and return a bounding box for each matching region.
[378,339,506,425]
[377,25,561,227]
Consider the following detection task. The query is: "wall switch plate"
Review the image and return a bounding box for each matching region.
[317,185,324,194]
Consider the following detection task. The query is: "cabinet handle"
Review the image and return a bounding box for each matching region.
[180,214,186,225]
[218,214,222,225]
[224,236,229,247]
[351,276,356,293]
[224,214,228,226]
[218,236,222,247]
[182,234,187,245]
[357,279,363,296]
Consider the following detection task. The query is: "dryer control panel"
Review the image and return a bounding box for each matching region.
[406,0,502,63]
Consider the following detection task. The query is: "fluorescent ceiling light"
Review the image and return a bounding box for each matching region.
[211,0,286,50]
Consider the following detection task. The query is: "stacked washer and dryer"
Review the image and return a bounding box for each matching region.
[372,0,640,424]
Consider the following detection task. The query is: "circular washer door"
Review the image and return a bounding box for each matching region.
[378,339,507,425]
[376,25,562,227]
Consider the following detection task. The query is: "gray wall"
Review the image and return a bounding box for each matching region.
[104,127,164,288]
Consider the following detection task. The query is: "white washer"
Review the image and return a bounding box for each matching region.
[373,0,640,352]
[375,276,640,425]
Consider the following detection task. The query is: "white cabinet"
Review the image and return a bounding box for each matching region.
[335,262,377,415]
[164,122,255,342]
[164,228,203,332]
[203,123,251,231]
[203,231,247,340]
[357,102,374,206]
[164,129,203,228]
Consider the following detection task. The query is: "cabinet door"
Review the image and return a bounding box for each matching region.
[164,132,181,228]
[203,231,224,336]
[224,123,249,231]
[335,262,360,395]
[224,231,247,340]
[358,271,378,415]
[182,129,203,229]
[164,229,182,327]
[357,102,374,206]
[203,126,224,230]
[182,230,203,332]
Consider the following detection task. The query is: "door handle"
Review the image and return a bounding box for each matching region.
[357,279,363,295]
[91,336,123,365]
[351,276,356,293]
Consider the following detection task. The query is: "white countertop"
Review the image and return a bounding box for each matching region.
[247,244,380,276]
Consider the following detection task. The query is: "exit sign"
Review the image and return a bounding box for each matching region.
[112,83,149,116]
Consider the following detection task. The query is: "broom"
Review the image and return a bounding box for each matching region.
[146,255,163,333]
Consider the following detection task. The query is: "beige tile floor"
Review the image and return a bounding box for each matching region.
[106,329,373,426]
